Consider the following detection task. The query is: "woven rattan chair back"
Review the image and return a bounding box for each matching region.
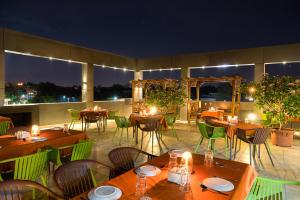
[0,180,64,200]
[54,159,112,198]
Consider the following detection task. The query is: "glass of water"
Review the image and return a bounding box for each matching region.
[136,173,152,200]
[204,150,214,167]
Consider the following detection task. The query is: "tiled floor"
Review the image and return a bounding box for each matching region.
[47,120,300,181]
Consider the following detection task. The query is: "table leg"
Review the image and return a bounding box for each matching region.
[229,137,232,160]
[135,125,138,145]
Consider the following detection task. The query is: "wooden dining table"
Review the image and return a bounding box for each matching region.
[80,108,108,132]
[198,110,224,120]
[129,113,167,145]
[207,119,263,160]
[0,127,88,161]
[72,153,257,200]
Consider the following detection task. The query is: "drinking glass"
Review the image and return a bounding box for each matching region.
[204,150,214,167]
[63,123,69,134]
[136,173,152,200]
[168,151,178,170]
[179,168,191,192]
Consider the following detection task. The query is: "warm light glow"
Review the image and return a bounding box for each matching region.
[31,125,40,136]
[181,152,193,172]
[68,60,72,63]
[249,87,255,93]
[202,66,205,69]
[282,61,286,65]
[248,96,254,101]
[49,57,53,60]
[149,106,157,115]
[17,82,23,86]
[93,105,98,111]
[248,113,257,121]
[123,68,127,72]
[209,107,216,111]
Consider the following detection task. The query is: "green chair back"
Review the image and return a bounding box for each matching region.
[115,116,130,128]
[198,123,212,138]
[67,109,80,120]
[108,111,117,120]
[0,121,10,135]
[165,114,176,126]
[0,151,49,186]
[247,177,300,200]
[71,140,93,161]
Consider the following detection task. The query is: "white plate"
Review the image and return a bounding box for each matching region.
[31,137,48,142]
[136,165,161,177]
[88,186,122,200]
[168,150,184,157]
[202,177,234,192]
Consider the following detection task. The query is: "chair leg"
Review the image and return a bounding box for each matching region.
[96,122,100,134]
[258,144,261,159]
[127,128,129,142]
[207,139,211,150]
[234,136,238,159]
[224,137,228,159]
[152,132,154,154]
[249,144,252,165]
[119,128,124,145]
[140,131,144,149]
[195,136,204,153]
[264,142,274,166]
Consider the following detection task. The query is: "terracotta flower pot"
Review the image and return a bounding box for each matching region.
[271,128,294,147]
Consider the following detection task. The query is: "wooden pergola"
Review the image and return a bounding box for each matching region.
[184,76,242,122]
[131,79,178,113]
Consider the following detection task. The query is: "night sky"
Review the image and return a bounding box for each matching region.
[1,0,300,86]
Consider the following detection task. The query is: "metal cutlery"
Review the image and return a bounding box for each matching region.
[200,184,229,196]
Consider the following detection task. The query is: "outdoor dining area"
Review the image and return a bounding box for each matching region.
[0,73,299,200]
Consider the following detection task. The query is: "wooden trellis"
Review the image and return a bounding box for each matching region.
[184,76,242,122]
[131,79,178,113]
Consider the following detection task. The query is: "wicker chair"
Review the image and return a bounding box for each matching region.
[108,147,157,176]
[0,180,64,200]
[234,128,274,166]
[137,118,162,153]
[53,159,113,198]
[83,112,101,133]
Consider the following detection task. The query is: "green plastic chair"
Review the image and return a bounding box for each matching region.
[108,111,117,120]
[247,176,300,200]
[0,121,10,135]
[164,114,178,140]
[113,116,132,144]
[0,150,49,186]
[67,109,81,129]
[52,140,93,168]
[194,122,228,157]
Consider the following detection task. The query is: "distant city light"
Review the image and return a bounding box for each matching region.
[49,57,53,60]
[113,96,118,100]
[123,68,127,72]
[17,82,23,86]
[282,61,286,65]
[68,60,72,63]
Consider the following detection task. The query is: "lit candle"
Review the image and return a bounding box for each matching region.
[31,125,40,137]
[181,152,193,173]
[93,105,98,111]
[149,106,157,115]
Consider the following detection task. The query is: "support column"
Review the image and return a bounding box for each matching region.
[82,63,94,108]
[180,67,190,121]
[254,63,265,82]
[0,50,4,106]
[133,70,143,102]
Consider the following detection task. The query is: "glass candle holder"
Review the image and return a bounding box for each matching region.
[180,152,193,173]
[31,125,40,137]
[136,173,152,200]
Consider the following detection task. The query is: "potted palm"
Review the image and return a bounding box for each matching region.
[145,84,186,114]
[246,75,300,147]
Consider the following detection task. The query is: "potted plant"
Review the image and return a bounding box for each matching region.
[145,84,186,115]
[245,75,300,147]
